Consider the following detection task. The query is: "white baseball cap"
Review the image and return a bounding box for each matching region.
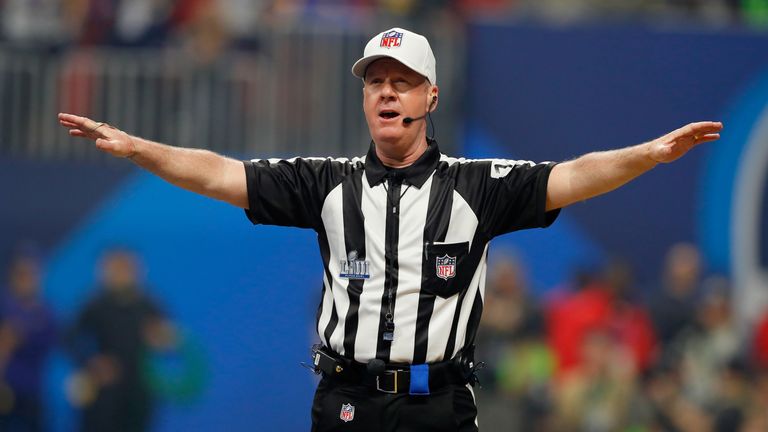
[351,27,437,85]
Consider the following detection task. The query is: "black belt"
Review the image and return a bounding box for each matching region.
[310,346,471,394]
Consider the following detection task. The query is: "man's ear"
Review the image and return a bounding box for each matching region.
[429,87,439,112]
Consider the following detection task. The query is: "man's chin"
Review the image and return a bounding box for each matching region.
[371,131,407,147]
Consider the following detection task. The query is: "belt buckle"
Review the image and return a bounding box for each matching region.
[376,370,398,394]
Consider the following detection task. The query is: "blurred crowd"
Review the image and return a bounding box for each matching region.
[6,240,767,431]
[1,0,767,51]
[0,247,201,432]
[476,243,768,432]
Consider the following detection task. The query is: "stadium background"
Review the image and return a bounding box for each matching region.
[1,1,768,431]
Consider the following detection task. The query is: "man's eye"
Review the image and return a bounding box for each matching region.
[393,81,411,91]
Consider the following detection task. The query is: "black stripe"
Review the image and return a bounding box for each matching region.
[342,171,366,358]
[443,231,488,360]
[324,302,339,348]
[462,283,485,349]
[317,228,339,347]
[413,169,453,364]
[461,248,490,349]
[375,179,402,362]
[314,283,326,338]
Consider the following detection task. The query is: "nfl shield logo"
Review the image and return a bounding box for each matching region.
[436,255,457,280]
[380,30,403,48]
[340,403,355,423]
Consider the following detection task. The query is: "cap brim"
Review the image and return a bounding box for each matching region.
[351,55,388,79]
[351,55,429,82]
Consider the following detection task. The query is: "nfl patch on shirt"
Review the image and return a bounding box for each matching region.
[340,403,355,423]
[436,254,457,280]
[339,250,370,279]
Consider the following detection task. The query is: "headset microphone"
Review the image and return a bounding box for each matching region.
[402,96,437,125]
[402,114,426,124]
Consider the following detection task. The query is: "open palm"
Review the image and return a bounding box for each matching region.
[649,121,723,163]
[58,113,136,158]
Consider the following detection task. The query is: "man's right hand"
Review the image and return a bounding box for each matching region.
[58,113,138,158]
[58,112,249,209]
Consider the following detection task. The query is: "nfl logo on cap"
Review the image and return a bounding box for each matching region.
[380,30,403,48]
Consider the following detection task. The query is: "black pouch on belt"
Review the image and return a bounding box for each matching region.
[310,344,353,379]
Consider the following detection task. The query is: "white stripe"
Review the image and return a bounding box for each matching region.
[249,156,366,164]
[316,271,335,346]
[451,245,488,359]
[389,174,434,363]
[439,153,540,166]
[427,191,481,362]
[320,184,349,355]
[353,175,388,362]
[426,294,458,362]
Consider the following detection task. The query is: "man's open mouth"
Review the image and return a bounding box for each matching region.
[379,110,400,119]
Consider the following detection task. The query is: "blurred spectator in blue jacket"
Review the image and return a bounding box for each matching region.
[0,253,57,432]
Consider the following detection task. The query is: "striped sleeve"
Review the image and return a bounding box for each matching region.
[243,157,353,230]
[455,159,560,238]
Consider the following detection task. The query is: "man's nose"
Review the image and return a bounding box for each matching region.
[380,81,396,99]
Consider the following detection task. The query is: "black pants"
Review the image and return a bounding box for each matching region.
[311,376,479,432]
[81,383,153,432]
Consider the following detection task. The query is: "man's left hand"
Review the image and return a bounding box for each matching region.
[648,121,723,164]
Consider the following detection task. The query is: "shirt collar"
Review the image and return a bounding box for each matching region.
[364,139,440,188]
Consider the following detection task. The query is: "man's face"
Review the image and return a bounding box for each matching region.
[101,252,139,293]
[9,258,40,299]
[362,58,437,149]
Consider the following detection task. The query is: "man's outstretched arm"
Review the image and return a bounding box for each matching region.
[59,113,248,209]
[545,121,723,211]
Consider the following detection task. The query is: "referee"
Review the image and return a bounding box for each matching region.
[59,27,722,432]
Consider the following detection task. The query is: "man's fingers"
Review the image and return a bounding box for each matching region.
[58,113,89,126]
[689,121,723,134]
[679,121,722,137]
[58,113,107,136]
[94,138,108,150]
[69,129,87,137]
[694,124,723,135]
[694,133,720,144]
[95,138,119,153]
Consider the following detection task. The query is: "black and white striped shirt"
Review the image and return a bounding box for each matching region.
[244,141,559,364]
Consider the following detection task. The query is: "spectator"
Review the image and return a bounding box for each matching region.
[644,361,713,432]
[0,0,69,47]
[553,328,642,432]
[68,0,121,45]
[750,305,768,370]
[476,253,554,431]
[601,258,657,372]
[66,249,168,432]
[679,276,740,408]
[711,359,750,432]
[546,260,655,375]
[649,243,702,352]
[113,0,175,47]
[0,253,57,432]
[545,268,610,374]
